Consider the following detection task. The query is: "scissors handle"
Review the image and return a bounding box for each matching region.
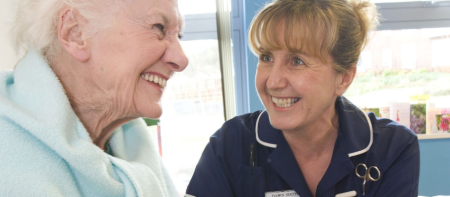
[367,166,381,181]
[355,163,367,179]
[355,163,381,195]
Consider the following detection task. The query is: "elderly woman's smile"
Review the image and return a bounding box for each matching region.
[141,73,168,89]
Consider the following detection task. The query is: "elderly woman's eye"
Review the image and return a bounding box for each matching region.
[260,55,272,62]
[293,57,304,65]
[153,24,165,32]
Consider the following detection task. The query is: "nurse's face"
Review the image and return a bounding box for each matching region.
[255,39,351,133]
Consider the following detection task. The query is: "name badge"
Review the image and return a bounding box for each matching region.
[265,190,300,197]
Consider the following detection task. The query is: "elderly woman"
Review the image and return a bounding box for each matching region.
[186,0,419,196]
[0,0,187,196]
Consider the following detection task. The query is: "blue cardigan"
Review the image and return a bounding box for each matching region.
[0,50,178,197]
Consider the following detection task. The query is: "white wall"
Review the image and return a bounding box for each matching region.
[0,0,21,70]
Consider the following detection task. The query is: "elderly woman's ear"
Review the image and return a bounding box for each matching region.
[58,7,90,63]
[334,65,356,96]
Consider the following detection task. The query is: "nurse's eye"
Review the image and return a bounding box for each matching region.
[260,54,273,62]
[292,57,305,66]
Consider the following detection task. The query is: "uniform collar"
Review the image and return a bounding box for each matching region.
[256,96,373,158]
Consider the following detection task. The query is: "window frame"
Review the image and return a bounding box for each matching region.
[377,1,450,30]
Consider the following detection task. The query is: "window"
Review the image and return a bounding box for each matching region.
[178,0,216,14]
[344,1,450,137]
[432,37,450,67]
[357,51,373,72]
[401,43,416,69]
[345,27,450,136]
[381,48,393,68]
[159,39,224,196]
[371,0,443,2]
[156,1,229,196]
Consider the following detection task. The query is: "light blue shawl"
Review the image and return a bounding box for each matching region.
[0,50,178,197]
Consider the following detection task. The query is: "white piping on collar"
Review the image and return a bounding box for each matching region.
[255,108,374,157]
[347,108,373,157]
[256,110,277,148]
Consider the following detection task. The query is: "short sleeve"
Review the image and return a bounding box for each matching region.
[185,134,235,197]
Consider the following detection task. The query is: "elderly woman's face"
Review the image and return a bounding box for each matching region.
[255,37,345,132]
[87,0,188,119]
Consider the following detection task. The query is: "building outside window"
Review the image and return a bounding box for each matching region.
[345,1,450,138]
[382,48,393,68]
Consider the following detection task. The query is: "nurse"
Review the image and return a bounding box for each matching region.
[186,0,420,196]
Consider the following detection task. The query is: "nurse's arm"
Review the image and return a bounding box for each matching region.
[186,135,235,197]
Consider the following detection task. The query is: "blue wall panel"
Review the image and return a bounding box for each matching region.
[244,0,267,112]
[418,139,450,196]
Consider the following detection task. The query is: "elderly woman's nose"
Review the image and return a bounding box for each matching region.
[162,37,189,72]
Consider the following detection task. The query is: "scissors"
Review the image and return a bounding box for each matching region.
[355,163,381,195]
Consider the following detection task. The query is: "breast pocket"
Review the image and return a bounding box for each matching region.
[335,171,380,197]
[234,165,266,197]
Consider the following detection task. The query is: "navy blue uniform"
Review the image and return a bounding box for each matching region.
[186,97,420,197]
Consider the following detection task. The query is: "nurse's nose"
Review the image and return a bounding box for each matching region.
[266,60,288,90]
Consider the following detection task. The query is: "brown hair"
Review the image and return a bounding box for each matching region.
[248,0,379,72]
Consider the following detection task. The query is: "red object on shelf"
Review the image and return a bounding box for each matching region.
[157,122,162,157]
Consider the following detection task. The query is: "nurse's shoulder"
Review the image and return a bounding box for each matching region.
[369,113,418,144]
[367,112,419,167]
[210,110,263,145]
[186,111,264,196]
[362,113,420,196]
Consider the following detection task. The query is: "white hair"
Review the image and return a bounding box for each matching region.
[12,0,120,63]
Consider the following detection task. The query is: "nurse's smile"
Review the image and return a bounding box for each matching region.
[271,96,300,108]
